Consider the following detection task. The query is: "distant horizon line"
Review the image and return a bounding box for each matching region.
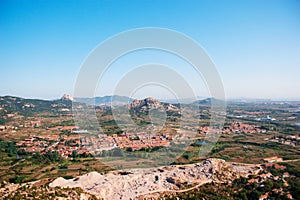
[1,94,300,102]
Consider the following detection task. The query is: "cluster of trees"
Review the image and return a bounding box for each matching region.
[9,175,29,184]
[64,139,79,147]
[52,120,75,127]
[0,117,6,125]
[96,146,170,158]
[98,147,124,157]
[210,142,232,154]
[0,140,18,157]
[234,179,287,200]
[164,177,291,200]
[164,164,300,200]
[31,151,62,164]
[70,150,92,159]
[126,146,164,152]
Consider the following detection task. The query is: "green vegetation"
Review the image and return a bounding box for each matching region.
[0,139,106,184]
[51,120,75,127]
[2,184,98,200]
[0,140,18,157]
[163,167,298,200]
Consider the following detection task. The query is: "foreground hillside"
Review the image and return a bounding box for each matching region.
[49,158,261,200]
[1,158,299,200]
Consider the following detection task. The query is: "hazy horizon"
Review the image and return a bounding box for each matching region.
[1,93,300,102]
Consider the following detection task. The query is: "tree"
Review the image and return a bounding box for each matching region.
[71,150,78,159]
[112,148,124,157]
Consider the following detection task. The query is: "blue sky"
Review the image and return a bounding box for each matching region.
[1,0,300,100]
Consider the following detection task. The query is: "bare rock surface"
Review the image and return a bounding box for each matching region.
[49,158,261,200]
[129,97,180,113]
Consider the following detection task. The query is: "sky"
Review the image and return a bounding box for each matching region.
[1,0,300,100]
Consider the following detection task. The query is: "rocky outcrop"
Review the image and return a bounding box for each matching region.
[61,94,75,102]
[49,159,261,200]
[130,97,180,113]
[130,98,162,111]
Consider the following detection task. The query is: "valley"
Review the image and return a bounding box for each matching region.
[0,95,299,199]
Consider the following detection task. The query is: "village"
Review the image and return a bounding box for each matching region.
[269,135,300,147]
[11,119,175,158]
[246,156,294,200]
[82,131,172,153]
[10,120,275,159]
[197,121,267,135]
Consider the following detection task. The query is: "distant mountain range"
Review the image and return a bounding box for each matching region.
[0,95,225,112]
[0,95,72,114]
[0,94,220,124]
[0,95,74,124]
[158,96,205,104]
[75,95,133,106]
[75,95,225,106]
[193,97,225,105]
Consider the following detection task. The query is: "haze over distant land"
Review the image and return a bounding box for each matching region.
[1,1,300,100]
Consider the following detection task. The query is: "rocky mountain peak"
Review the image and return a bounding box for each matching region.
[61,94,74,102]
[130,97,161,111]
[129,97,181,114]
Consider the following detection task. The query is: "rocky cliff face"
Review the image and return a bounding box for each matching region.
[130,97,180,113]
[61,94,75,102]
[130,98,162,111]
[50,159,261,200]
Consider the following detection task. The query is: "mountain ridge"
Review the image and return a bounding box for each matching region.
[75,95,134,106]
